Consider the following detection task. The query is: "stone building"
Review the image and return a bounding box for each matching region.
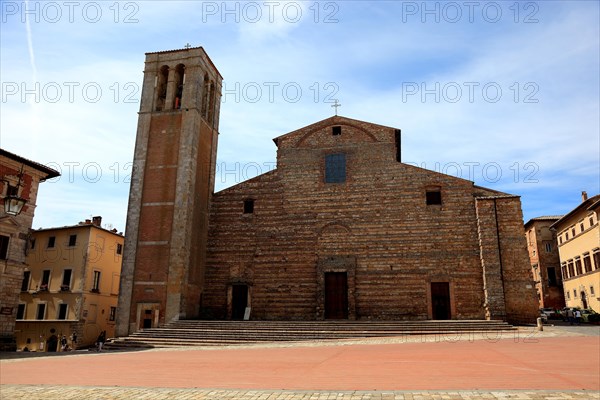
[524,216,565,309]
[0,149,59,351]
[15,216,124,351]
[551,192,600,312]
[116,47,538,336]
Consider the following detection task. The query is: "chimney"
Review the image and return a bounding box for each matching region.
[582,191,588,202]
[92,216,102,227]
[85,219,92,225]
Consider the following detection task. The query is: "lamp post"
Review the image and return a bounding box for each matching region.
[2,166,26,216]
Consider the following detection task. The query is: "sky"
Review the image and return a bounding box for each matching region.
[1,0,599,232]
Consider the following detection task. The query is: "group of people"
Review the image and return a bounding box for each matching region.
[566,308,583,325]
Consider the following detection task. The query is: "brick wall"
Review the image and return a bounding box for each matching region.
[204,116,538,322]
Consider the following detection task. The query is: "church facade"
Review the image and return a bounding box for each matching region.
[116,48,538,336]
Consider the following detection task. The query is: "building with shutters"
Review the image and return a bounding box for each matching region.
[551,192,600,313]
[15,217,124,351]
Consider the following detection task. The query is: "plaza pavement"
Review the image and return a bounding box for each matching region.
[1,325,599,399]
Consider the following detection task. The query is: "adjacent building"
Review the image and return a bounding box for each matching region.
[0,149,59,351]
[116,47,539,335]
[524,216,565,309]
[551,192,600,312]
[15,217,124,351]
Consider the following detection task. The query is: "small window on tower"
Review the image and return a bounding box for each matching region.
[243,199,254,214]
[426,189,442,205]
[332,126,342,136]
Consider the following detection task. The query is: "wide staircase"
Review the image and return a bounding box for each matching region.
[107,320,517,350]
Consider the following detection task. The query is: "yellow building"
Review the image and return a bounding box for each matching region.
[15,216,124,351]
[551,192,600,313]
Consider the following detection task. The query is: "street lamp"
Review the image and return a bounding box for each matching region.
[2,165,26,216]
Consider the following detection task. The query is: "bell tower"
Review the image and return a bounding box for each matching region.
[116,47,222,336]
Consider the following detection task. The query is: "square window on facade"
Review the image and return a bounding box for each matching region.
[21,271,30,292]
[61,269,72,290]
[40,270,50,291]
[544,242,552,253]
[16,304,25,320]
[92,270,101,292]
[332,126,342,136]
[583,255,592,273]
[325,153,346,183]
[573,289,577,298]
[116,243,123,255]
[109,306,116,321]
[47,236,56,248]
[36,304,46,320]
[68,234,77,247]
[566,291,570,300]
[243,199,254,214]
[591,286,595,296]
[30,238,36,249]
[426,190,442,205]
[57,303,68,320]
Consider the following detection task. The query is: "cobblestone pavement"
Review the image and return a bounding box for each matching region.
[1,386,599,400]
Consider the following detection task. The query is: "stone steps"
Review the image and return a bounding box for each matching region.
[107,320,516,349]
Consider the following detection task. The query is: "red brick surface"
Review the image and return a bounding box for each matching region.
[1,337,598,391]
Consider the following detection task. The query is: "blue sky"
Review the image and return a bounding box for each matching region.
[1,0,599,231]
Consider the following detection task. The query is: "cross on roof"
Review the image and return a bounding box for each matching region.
[331,99,341,116]
[184,43,192,49]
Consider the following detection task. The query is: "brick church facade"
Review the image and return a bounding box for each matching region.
[116,47,538,336]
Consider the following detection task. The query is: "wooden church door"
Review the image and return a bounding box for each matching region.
[325,272,348,319]
[431,282,451,320]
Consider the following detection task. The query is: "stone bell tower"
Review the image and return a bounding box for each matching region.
[116,47,222,336]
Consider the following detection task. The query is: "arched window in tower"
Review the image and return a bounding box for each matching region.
[207,81,216,125]
[155,65,169,111]
[201,73,209,120]
[173,64,185,110]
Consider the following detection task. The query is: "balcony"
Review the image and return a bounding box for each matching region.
[91,288,100,294]
[60,285,71,292]
[38,284,48,292]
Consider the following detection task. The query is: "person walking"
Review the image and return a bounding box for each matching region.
[60,335,68,351]
[96,331,106,352]
[70,332,77,350]
[567,308,575,325]
[575,309,582,325]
